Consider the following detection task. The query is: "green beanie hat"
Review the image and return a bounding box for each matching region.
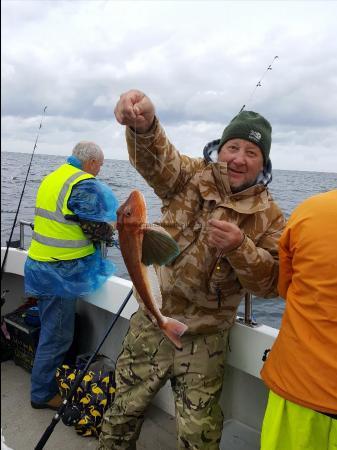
[218,111,272,164]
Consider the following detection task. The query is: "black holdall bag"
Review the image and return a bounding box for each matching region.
[56,354,116,437]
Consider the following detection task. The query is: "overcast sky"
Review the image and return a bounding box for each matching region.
[2,0,337,172]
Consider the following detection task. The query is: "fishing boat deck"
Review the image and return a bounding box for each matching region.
[1,251,265,450]
[1,360,177,450]
[1,360,261,450]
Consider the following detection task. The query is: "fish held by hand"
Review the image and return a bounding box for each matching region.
[117,190,188,349]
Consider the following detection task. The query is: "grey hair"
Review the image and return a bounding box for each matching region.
[72,141,103,163]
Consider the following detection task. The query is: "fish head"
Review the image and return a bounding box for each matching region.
[117,190,147,229]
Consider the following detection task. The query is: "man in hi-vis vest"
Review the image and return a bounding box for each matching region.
[25,141,118,410]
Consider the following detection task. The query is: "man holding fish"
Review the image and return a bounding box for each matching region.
[98,90,285,450]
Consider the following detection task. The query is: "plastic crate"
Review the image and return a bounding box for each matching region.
[4,311,40,372]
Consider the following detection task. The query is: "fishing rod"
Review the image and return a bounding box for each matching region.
[1,106,47,280]
[200,56,279,164]
[34,287,134,450]
[132,56,280,171]
[239,55,279,113]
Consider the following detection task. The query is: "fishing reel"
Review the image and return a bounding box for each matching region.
[61,403,82,426]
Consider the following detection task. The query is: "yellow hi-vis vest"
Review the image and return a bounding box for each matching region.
[28,164,96,262]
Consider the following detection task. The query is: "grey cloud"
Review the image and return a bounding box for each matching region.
[1,1,337,172]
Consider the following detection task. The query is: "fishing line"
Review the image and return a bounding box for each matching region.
[239,56,279,113]
[131,118,181,231]
[134,118,137,170]
[1,106,48,279]
[132,119,177,182]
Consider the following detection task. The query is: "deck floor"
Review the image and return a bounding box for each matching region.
[1,360,260,450]
[1,360,177,450]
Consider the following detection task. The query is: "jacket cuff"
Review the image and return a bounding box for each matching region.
[126,116,158,140]
[223,234,252,263]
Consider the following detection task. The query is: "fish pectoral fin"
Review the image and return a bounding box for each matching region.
[142,226,180,266]
[161,317,188,350]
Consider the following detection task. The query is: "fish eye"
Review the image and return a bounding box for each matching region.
[125,208,132,217]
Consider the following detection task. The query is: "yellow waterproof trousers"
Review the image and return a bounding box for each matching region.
[261,391,337,450]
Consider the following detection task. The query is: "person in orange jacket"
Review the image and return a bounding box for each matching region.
[260,190,337,450]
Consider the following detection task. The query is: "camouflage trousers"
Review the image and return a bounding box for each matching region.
[98,309,228,450]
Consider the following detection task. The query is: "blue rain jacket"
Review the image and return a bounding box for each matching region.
[25,161,119,299]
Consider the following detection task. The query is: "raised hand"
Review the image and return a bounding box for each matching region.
[114,89,155,133]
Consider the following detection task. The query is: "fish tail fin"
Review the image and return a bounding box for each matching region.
[161,317,188,350]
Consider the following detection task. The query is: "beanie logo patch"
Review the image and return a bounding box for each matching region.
[249,130,262,143]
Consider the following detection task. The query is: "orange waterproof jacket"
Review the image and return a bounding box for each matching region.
[261,190,337,414]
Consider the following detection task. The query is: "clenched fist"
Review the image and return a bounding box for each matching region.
[114,89,155,133]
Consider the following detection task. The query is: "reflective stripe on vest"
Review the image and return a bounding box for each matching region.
[35,171,87,226]
[32,231,91,248]
[34,207,78,224]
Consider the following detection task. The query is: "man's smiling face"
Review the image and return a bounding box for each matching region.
[218,138,264,193]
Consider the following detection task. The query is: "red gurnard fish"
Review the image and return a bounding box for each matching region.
[117,190,188,349]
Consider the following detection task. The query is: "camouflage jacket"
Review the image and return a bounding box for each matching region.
[126,118,285,334]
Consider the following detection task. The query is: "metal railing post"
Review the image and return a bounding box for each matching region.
[19,221,34,250]
[236,293,258,327]
[244,292,252,325]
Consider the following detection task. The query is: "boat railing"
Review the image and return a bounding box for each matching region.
[11,221,259,328]
[236,293,259,328]
[11,220,34,250]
